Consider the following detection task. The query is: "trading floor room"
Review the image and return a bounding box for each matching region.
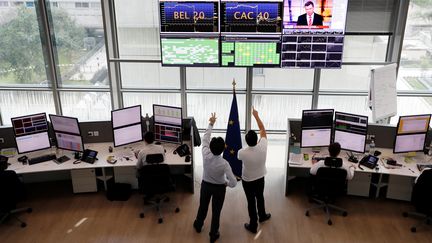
[1,0,432,243]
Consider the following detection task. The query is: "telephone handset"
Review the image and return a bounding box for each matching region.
[81,149,98,164]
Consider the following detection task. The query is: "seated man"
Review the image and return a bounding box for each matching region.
[310,142,355,180]
[0,158,26,209]
[135,131,166,169]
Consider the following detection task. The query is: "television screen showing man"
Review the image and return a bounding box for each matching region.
[297,1,323,27]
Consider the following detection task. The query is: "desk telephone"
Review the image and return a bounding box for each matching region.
[359,155,379,169]
[81,149,98,164]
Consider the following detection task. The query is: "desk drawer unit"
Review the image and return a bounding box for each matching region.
[71,169,97,193]
[387,175,414,201]
[347,172,371,197]
[114,167,138,189]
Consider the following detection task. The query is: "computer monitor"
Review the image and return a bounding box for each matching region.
[11,113,51,154]
[11,113,48,136]
[300,109,334,148]
[111,105,142,129]
[396,114,431,135]
[333,112,368,153]
[394,133,427,153]
[49,115,80,135]
[113,124,143,147]
[15,132,51,154]
[153,104,182,144]
[54,132,84,152]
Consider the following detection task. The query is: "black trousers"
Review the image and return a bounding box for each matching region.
[242,177,267,228]
[195,181,226,236]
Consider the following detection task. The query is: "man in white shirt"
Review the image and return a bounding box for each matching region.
[238,108,271,234]
[193,113,237,243]
[310,142,355,180]
[297,1,324,27]
[135,132,166,169]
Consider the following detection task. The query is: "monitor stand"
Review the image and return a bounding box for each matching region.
[311,147,321,153]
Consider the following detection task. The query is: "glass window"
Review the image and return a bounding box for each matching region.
[252,69,314,91]
[318,95,372,118]
[0,6,49,87]
[390,96,432,124]
[343,36,389,62]
[25,2,34,8]
[115,0,160,60]
[75,2,89,8]
[187,93,246,130]
[60,92,111,121]
[252,94,312,130]
[120,63,180,89]
[0,1,9,7]
[48,0,108,88]
[398,1,432,92]
[122,92,181,116]
[346,0,396,32]
[0,91,55,125]
[320,65,382,91]
[186,68,246,90]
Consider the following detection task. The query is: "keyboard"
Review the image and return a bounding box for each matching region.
[28,154,57,165]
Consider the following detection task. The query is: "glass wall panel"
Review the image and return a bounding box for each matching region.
[252,69,313,91]
[187,93,246,130]
[115,0,160,60]
[398,1,432,92]
[251,94,312,130]
[0,5,48,86]
[390,96,432,124]
[123,92,181,116]
[318,95,372,117]
[343,36,388,62]
[48,0,108,88]
[320,65,382,91]
[60,91,111,121]
[186,68,246,90]
[0,91,55,125]
[121,63,180,89]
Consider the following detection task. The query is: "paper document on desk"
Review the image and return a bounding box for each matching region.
[289,153,304,165]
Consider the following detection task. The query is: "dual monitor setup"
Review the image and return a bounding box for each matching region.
[160,0,348,68]
[10,104,183,163]
[300,109,431,154]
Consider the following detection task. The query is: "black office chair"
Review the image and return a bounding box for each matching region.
[138,154,180,224]
[0,170,32,228]
[305,157,348,225]
[403,169,432,232]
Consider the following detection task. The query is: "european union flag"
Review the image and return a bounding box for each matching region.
[223,89,242,177]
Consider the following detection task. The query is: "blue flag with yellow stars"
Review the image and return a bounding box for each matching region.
[223,89,242,177]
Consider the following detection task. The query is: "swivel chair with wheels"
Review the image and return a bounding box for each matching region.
[403,169,432,232]
[0,170,32,228]
[305,157,348,225]
[138,154,180,224]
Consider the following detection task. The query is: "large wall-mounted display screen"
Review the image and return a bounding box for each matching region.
[281,0,348,68]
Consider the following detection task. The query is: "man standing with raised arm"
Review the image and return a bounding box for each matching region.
[238,107,271,234]
[193,113,237,243]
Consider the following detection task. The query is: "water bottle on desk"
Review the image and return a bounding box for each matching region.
[369,138,376,155]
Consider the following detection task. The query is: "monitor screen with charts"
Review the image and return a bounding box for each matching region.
[334,112,368,153]
[11,113,48,136]
[15,132,51,154]
[153,104,183,144]
[301,109,333,148]
[49,115,80,135]
[112,105,142,129]
[55,132,84,152]
[396,114,431,135]
[113,124,144,147]
[301,128,332,148]
[394,133,427,153]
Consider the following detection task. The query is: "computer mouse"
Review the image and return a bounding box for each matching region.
[173,150,177,155]
[155,141,162,145]
[185,155,191,162]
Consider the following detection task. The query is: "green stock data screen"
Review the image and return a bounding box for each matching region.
[161,38,219,66]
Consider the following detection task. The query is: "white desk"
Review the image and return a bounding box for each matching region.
[8,141,194,193]
[286,146,431,201]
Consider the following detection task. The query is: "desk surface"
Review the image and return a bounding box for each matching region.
[288,147,432,178]
[8,141,192,174]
